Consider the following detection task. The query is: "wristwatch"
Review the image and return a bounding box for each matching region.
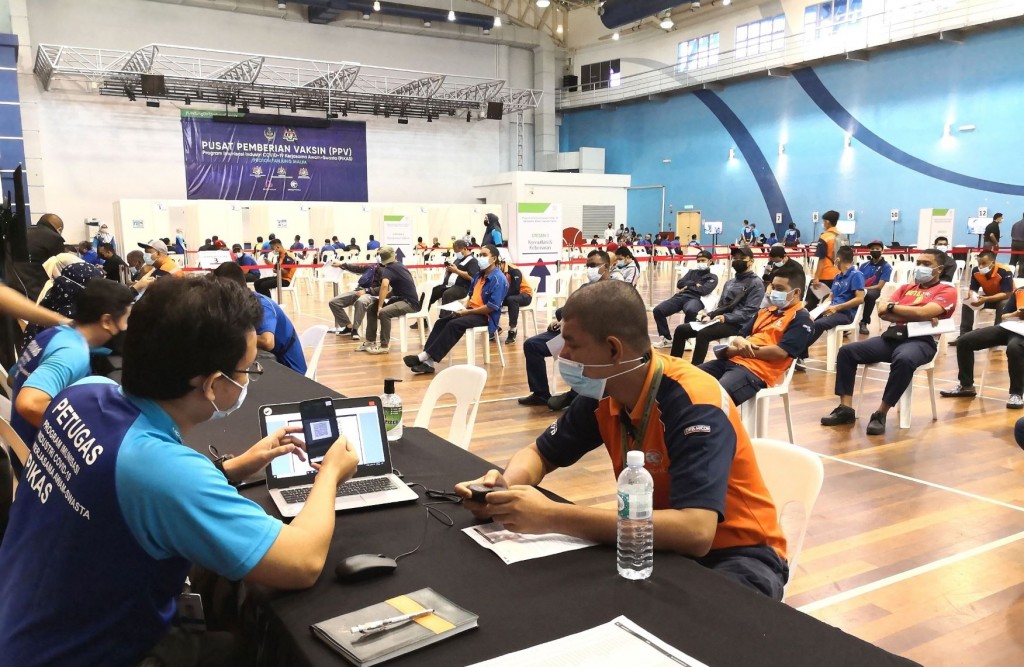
[886,303,896,313]
[209,445,237,485]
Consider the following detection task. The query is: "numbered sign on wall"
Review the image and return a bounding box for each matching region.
[812,211,819,223]
[979,206,989,218]
[847,210,856,221]
[890,209,899,222]
[775,212,782,225]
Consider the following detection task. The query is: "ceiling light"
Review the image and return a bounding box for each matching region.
[483,28,490,34]
[362,12,370,19]
[728,148,736,160]
[277,2,286,9]
[373,1,381,10]
[612,31,620,40]
[723,0,732,5]
[660,14,674,29]
[448,10,456,21]
[424,20,431,27]
[536,0,550,8]
[494,15,502,28]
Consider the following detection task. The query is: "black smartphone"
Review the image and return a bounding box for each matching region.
[299,397,339,464]
[467,483,498,503]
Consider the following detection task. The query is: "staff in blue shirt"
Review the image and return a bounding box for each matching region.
[0,276,359,667]
[232,243,260,283]
[858,240,892,334]
[797,246,865,366]
[783,222,801,247]
[10,280,134,471]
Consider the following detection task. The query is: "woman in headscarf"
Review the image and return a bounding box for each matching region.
[483,213,503,246]
[24,256,106,348]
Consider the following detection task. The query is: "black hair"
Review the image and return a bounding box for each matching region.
[934,236,949,245]
[294,235,301,241]
[270,238,283,248]
[993,212,1004,220]
[98,242,115,253]
[615,245,634,259]
[256,236,264,242]
[482,244,500,261]
[122,276,262,400]
[369,235,375,241]
[772,263,806,298]
[212,236,219,241]
[561,280,650,352]
[73,279,134,325]
[788,222,795,229]
[979,249,997,262]
[822,210,840,225]
[453,239,468,251]
[922,248,948,267]
[212,261,246,287]
[769,245,787,258]
[586,249,611,266]
[268,233,276,240]
[836,246,855,264]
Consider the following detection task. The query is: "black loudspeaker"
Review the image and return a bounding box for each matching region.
[140,73,166,96]
[485,102,504,121]
[562,74,578,92]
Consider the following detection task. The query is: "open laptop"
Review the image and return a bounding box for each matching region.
[260,397,417,518]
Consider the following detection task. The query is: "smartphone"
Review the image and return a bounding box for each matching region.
[299,397,339,464]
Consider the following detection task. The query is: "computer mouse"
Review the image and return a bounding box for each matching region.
[334,554,398,583]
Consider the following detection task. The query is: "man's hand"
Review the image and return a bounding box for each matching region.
[877,300,892,320]
[547,321,561,333]
[730,337,758,359]
[224,425,308,482]
[354,289,365,297]
[445,264,455,274]
[455,470,508,520]
[483,485,560,534]
[811,279,822,288]
[316,436,359,486]
[824,306,838,317]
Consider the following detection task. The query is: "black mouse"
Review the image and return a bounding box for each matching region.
[335,554,398,583]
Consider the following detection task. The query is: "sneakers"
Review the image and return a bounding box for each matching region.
[409,322,419,330]
[351,331,361,340]
[547,392,575,411]
[866,411,887,436]
[948,338,960,347]
[336,326,353,336]
[1008,394,1024,409]
[505,329,518,345]
[939,385,977,398]
[858,323,869,336]
[403,354,420,368]
[355,341,374,352]
[327,327,342,334]
[410,362,435,374]
[653,336,673,349]
[366,344,390,355]
[794,359,807,372]
[518,393,550,406]
[820,404,856,426]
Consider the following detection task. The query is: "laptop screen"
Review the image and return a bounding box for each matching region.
[263,401,387,483]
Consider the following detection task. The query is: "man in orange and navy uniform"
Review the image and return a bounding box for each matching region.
[699,265,812,406]
[807,209,841,311]
[956,249,1012,339]
[454,280,789,599]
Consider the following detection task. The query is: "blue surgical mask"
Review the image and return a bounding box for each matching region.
[914,265,936,284]
[209,374,248,421]
[143,252,155,266]
[768,289,791,309]
[557,355,649,400]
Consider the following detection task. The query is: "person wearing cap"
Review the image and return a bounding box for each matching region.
[652,249,719,349]
[669,247,764,363]
[760,245,801,288]
[138,239,182,278]
[254,238,297,298]
[808,210,842,311]
[858,240,893,335]
[360,247,420,355]
[232,244,260,283]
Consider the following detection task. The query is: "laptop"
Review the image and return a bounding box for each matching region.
[260,397,418,518]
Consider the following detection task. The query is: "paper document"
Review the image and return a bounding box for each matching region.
[1000,321,1024,336]
[811,282,832,300]
[463,523,595,565]
[468,615,710,667]
[545,334,565,357]
[689,321,713,332]
[439,301,466,312]
[906,319,957,337]
[963,291,985,312]
[809,303,830,320]
[321,265,342,283]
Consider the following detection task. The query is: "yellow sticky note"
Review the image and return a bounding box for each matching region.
[385,595,455,634]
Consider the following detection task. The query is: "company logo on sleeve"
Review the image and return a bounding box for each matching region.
[683,425,711,436]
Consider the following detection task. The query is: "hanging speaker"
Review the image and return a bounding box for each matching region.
[140,73,166,96]
[485,101,504,120]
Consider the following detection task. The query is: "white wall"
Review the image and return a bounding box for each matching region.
[22,0,537,230]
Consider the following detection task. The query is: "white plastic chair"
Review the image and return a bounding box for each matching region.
[412,365,487,450]
[397,292,430,354]
[750,438,824,599]
[300,325,328,381]
[855,346,939,429]
[0,413,28,475]
[740,359,798,443]
[465,326,506,367]
[516,276,541,338]
[825,303,865,372]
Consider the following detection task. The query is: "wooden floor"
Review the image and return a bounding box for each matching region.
[284,266,1024,666]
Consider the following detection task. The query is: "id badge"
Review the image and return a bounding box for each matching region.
[176,593,206,633]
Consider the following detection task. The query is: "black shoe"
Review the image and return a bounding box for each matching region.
[794,359,806,372]
[403,354,420,368]
[518,393,549,406]
[949,338,960,347]
[866,411,886,435]
[939,385,977,398]
[820,404,856,426]
[337,326,353,335]
[547,392,575,411]
[858,323,869,336]
[505,330,517,345]
[409,322,419,330]
[410,363,435,375]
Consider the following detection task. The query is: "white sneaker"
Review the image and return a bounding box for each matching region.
[1008,394,1024,409]
[653,336,673,349]
[367,344,390,355]
[355,341,374,352]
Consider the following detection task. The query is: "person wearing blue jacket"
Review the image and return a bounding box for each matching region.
[404,244,508,375]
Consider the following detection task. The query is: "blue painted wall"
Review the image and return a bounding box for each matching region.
[0,33,27,221]
[560,23,1024,246]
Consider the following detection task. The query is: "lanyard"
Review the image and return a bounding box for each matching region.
[619,357,664,469]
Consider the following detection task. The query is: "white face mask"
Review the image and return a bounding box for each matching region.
[914,265,936,284]
[587,266,603,283]
[978,265,993,275]
[209,374,248,421]
[695,262,709,270]
[935,245,949,252]
[143,252,155,266]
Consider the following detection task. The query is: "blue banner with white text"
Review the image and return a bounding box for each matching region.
[181,111,368,201]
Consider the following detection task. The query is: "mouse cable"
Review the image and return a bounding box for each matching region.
[391,483,460,562]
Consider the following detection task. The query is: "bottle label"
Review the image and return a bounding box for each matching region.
[383,406,402,433]
[618,491,652,520]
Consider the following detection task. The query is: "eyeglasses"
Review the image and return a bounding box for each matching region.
[232,361,264,383]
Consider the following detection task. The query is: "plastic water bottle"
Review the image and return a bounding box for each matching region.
[381,378,403,441]
[617,450,654,580]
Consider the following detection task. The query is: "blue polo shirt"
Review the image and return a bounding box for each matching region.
[237,253,260,276]
[11,325,91,448]
[830,265,866,307]
[0,378,282,666]
[858,259,892,289]
[256,293,307,374]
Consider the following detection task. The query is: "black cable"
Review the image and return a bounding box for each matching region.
[390,482,461,562]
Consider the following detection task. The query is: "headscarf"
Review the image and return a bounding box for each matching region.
[23,261,106,347]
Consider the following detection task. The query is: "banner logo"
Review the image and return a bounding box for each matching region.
[275,166,288,177]
[251,166,264,177]
[264,127,276,141]
[298,167,310,179]
[283,128,298,142]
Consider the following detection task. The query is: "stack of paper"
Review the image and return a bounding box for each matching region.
[463,523,595,565]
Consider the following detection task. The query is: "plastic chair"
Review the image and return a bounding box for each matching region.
[824,303,865,372]
[300,325,328,381]
[514,276,541,338]
[0,364,10,400]
[412,365,487,450]
[740,359,798,443]
[855,347,939,429]
[750,438,824,599]
[0,414,27,483]
[465,326,506,367]
[397,293,430,354]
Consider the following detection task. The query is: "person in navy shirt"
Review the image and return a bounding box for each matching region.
[232,243,260,283]
[0,276,359,667]
[783,222,801,247]
[10,280,133,472]
[858,240,892,335]
[797,246,865,366]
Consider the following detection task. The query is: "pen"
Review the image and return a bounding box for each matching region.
[351,609,435,634]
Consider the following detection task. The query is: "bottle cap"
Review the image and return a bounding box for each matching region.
[626,450,644,467]
[384,378,402,394]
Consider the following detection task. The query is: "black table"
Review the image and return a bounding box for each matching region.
[185,364,916,667]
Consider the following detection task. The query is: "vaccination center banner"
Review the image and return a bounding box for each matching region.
[181,110,368,201]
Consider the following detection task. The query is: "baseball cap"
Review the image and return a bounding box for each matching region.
[768,244,787,258]
[731,246,754,258]
[138,239,168,254]
[867,239,885,248]
[377,246,396,265]
[696,250,713,260]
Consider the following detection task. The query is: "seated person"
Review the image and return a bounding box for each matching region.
[760,244,801,287]
[254,238,298,298]
[499,256,533,344]
[78,241,101,265]
[669,246,764,364]
[0,276,359,666]
[211,236,227,250]
[361,247,420,355]
[97,243,128,283]
[699,265,812,405]
[327,261,382,339]
[366,235,381,251]
[424,239,480,315]
[517,249,612,410]
[197,238,217,252]
[213,263,306,375]
[23,258,105,349]
[138,239,183,278]
[344,237,360,252]
[941,286,1024,409]
[10,280,133,472]
[821,249,956,436]
[289,235,304,252]
[797,246,865,367]
[320,238,335,257]
[933,236,958,282]
[954,249,1012,341]
[403,244,508,375]
[610,245,640,286]
[456,280,789,600]
[652,250,718,349]
[232,243,261,283]
[783,222,801,247]
[858,240,892,335]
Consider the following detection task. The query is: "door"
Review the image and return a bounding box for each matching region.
[676,211,701,244]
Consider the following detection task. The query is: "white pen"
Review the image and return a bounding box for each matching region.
[351,608,435,635]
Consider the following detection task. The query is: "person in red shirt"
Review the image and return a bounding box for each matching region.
[821,248,957,436]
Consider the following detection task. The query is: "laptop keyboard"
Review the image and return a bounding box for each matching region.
[280,477,399,505]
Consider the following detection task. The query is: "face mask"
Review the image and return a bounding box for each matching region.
[914,265,936,284]
[616,260,627,268]
[732,260,748,273]
[477,256,491,271]
[209,374,247,421]
[978,265,993,275]
[143,252,155,266]
[772,260,785,268]
[587,266,603,283]
[870,251,882,260]
[768,289,791,309]
[557,354,648,400]
[935,245,949,252]
[695,262,709,271]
